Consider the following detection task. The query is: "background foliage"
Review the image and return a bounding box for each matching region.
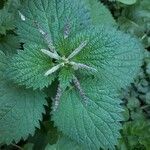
[0,0,149,150]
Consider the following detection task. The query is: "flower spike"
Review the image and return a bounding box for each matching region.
[18,11,26,21]
[73,76,88,105]
[45,63,64,76]
[53,84,62,111]
[34,21,58,55]
[64,23,71,39]
[41,49,60,60]
[70,62,98,72]
[67,40,88,59]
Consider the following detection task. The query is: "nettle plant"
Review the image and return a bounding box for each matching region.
[0,0,144,149]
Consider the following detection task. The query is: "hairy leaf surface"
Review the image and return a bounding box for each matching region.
[0,50,46,143]
[0,8,14,34]
[0,78,46,144]
[118,120,150,150]
[84,0,116,26]
[59,68,74,89]
[52,78,123,150]
[72,26,144,89]
[7,44,56,89]
[16,0,91,46]
[0,34,20,55]
[0,50,7,76]
[13,0,144,90]
[46,135,84,150]
[8,25,144,90]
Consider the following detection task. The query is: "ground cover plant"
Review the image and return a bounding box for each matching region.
[0,0,149,150]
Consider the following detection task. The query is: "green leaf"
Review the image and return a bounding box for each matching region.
[73,26,144,89]
[0,7,15,34]
[29,126,49,150]
[119,120,150,149]
[0,78,47,144]
[127,97,140,110]
[7,44,56,89]
[122,107,129,122]
[12,0,144,91]
[45,144,56,150]
[0,34,20,55]
[145,92,150,104]
[55,136,84,150]
[46,135,84,150]
[6,0,22,12]
[118,0,150,48]
[52,77,123,150]
[23,143,34,150]
[58,68,74,89]
[16,0,91,46]
[117,0,137,5]
[84,0,116,26]
[29,121,58,150]
[0,48,45,144]
[8,25,144,91]
[0,50,7,76]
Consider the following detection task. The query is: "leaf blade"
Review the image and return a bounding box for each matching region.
[16,0,91,46]
[0,51,47,144]
[52,77,123,150]
[0,78,47,144]
[73,26,144,89]
[7,44,56,89]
